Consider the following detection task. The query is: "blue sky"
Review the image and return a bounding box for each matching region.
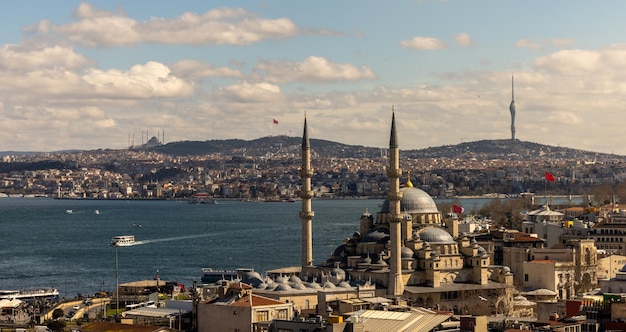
[2,1,626,155]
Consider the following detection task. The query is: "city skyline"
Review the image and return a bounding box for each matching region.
[2,1,626,154]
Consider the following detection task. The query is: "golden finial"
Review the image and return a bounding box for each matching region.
[406,170,413,187]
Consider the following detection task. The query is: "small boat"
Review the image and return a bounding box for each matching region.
[94,210,100,215]
[66,209,73,214]
[133,223,142,227]
[110,235,135,247]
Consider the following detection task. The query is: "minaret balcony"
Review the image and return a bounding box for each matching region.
[299,169,314,178]
[299,211,315,220]
[387,168,402,178]
[387,192,403,202]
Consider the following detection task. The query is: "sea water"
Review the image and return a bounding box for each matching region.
[0,196,573,298]
[0,198,382,297]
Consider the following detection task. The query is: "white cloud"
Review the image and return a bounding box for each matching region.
[169,60,243,79]
[454,33,474,47]
[212,81,283,103]
[400,36,446,50]
[0,45,91,71]
[82,61,193,98]
[39,5,300,47]
[255,56,376,83]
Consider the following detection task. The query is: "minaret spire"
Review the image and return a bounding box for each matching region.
[299,113,314,267]
[387,106,404,297]
[509,74,516,140]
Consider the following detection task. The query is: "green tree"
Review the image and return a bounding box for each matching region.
[51,308,64,320]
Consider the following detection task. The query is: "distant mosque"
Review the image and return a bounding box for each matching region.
[244,109,514,316]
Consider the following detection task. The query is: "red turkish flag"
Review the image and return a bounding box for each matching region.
[272,119,278,124]
[453,205,464,214]
[545,172,555,182]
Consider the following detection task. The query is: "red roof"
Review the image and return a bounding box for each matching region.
[231,294,285,307]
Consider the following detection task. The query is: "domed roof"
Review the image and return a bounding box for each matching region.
[362,228,389,243]
[380,187,439,214]
[241,271,264,287]
[418,227,455,243]
[401,246,415,259]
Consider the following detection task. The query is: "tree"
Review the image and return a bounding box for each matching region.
[51,308,64,320]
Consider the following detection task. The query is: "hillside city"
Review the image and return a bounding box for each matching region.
[1,136,625,203]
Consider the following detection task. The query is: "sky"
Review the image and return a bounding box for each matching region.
[2,1,626,154]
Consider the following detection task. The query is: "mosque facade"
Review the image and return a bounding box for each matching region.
[296,110,515,315]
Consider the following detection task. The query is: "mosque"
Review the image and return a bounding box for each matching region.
[240,110,514,316]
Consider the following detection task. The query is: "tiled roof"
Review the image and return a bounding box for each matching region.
[231,294,285,307]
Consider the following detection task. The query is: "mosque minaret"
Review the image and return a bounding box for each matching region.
[299,115,314,266]
[509,75,516,140]
[386,108,404,297]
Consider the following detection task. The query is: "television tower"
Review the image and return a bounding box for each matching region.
[509,75,516,140]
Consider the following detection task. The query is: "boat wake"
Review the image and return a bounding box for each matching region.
[134,233,215,246]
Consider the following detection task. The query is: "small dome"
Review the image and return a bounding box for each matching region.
[418,227,455,243]
[362,228,389,243]
[401,246,415,259]
[274,276,289,284]
[294,283,307,290]
[380,187,439,214]
[289,275,302,284]
[337,281,352,288]
[256,282,268,289]
[308,281,322,289]
[323,281,336,289]
[275,283,293,291]
[241,271,264,287]
[362,255,372,264]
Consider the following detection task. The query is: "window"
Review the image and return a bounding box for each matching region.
[256,311,269,322]
[524,274,528,282]
[276,309,288,320]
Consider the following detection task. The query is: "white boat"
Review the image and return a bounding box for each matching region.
[111,235,135,247]
[0,288,60,300]
[94,210,100,215]
[66,209,73,214]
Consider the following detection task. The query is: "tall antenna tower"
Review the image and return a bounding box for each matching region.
[509,75,516,140]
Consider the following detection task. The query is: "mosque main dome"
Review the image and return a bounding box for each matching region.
[380,187,439,214]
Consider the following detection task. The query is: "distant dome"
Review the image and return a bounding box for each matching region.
[275,283,293,291]
[362,228,389,243]
[380,187,439,214]
[418,227,455,243]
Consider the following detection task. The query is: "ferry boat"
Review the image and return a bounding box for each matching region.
[110,235,135,247]
[200,268,253,284]
[0,288,60,300]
